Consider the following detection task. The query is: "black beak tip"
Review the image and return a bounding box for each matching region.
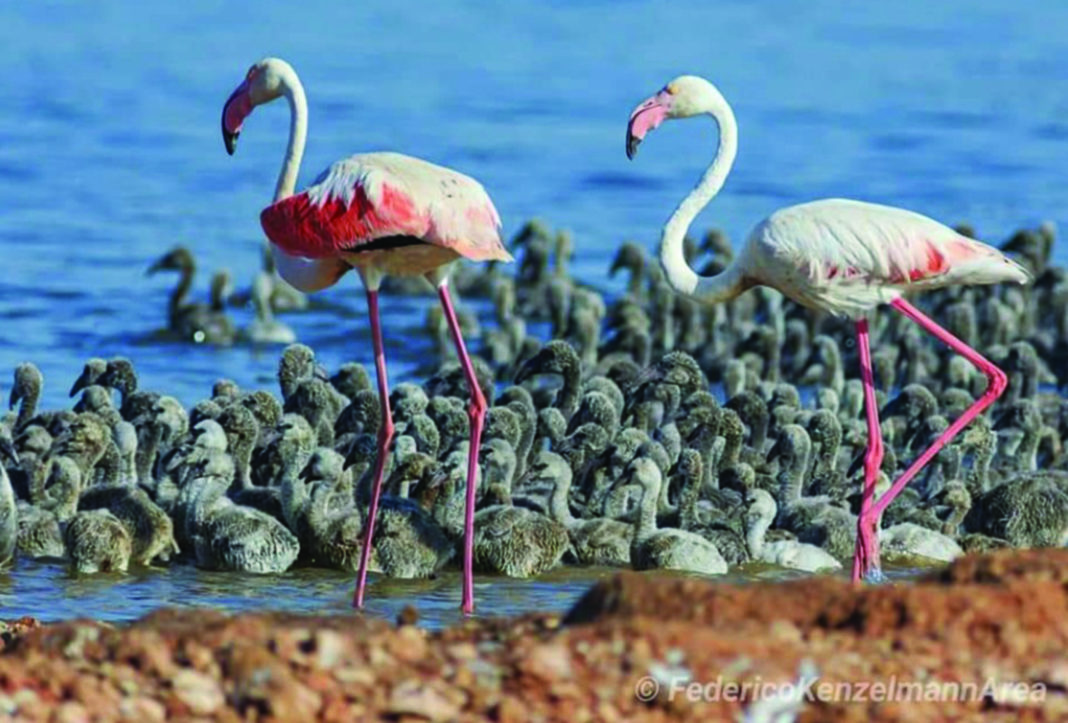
[224,132,238,156]
[626,135,640,160]
[343,448,361,470]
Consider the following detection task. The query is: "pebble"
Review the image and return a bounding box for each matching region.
[522,642,573,680]
[171,669,224,716]
[388,680,461,722]
[118,697,167,723]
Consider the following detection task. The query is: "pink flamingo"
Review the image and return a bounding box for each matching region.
[625,75,1030,582]
[221,57,511,613]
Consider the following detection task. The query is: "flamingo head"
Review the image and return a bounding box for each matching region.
[626,75,720,159]
[222,57,294,155]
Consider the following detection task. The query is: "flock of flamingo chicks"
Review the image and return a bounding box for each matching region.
[1,218,1065,607]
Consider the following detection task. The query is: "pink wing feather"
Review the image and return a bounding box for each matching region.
[261,152,512,263]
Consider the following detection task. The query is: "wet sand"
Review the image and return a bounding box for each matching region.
[2,549,1066,721]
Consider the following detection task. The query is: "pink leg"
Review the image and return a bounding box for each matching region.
[437,282,487,615]
[857,297,1008,579]
[353,289,395,609]
[853,318,884,583]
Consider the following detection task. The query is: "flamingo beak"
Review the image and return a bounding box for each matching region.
[626,91,672,160]
[69,369,92,398]
[222,80,253,156]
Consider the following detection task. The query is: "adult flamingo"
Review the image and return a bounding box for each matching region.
[625,75,1030,582]
[221,57,511,614]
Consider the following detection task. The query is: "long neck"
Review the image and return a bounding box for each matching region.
[1018,425,1040,473]
[137,424,163,486]
[778,445,809,506]
[170,266,193,322]
[634,471,660,542]
[281,472,309,533]
[274,70,308,203]
[745,504,771,558]
[548,471,575,526]
[659,92,747,303]
[16,388,37,431]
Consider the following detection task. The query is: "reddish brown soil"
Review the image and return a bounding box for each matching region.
[2,549,1067,721]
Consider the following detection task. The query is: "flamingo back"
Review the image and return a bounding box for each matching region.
[261,152,512,265]
[746,199,1030,317]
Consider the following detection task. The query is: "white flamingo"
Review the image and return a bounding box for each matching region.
[625,74,1030,583]
[221,57,512,614]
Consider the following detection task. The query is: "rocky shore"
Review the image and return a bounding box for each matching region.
[1,549,1066,721]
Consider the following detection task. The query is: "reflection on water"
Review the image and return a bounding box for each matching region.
[0,557,928,627]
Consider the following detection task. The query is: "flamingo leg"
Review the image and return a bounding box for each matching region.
[856,297,1008,579]
[353,287,395,609]
[436,281,487,615]
[853,317,884,583]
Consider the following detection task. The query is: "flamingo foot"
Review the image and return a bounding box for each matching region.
[863,567,888,584]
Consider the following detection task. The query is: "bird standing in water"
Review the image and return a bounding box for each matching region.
[222,57,511,613]
[625,74,1029,582]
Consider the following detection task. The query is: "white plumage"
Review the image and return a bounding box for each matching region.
[743,199,1031,317]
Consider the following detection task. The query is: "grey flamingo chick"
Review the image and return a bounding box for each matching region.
[744,488,842,573]
[65,509,132,574]
[629,457,728,575]
[766,425,856,560]
[473,440,569,578]
[296,449,453,578]
[146,246,236,345]
[186,454,299,573]
[79,485,179,566]
[877,522,963,565]
[534,451,632,567]
[69,357,108,396]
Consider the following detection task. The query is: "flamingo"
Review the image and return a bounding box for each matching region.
[221,57,512,613]
[625,75,1030,583]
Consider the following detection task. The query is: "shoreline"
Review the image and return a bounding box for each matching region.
[2,549,1066,721]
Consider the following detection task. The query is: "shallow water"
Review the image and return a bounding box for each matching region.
[0,557,926,627]
[0,1,1063,621]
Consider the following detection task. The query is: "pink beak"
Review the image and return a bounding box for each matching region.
[626,91,672,159]
[222,80,253,156]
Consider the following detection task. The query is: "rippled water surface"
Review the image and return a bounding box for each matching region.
[0,1,1065,622]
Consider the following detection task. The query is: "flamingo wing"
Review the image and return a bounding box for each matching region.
[749,199,1029,315]
[261,152,512,263]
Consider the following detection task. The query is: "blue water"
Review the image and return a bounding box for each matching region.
[0,1,1063,622]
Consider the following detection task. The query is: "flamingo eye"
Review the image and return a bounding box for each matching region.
[664,84,677,95]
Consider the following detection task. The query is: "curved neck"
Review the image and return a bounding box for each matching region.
[659,91,746,303]
[777,445,809,505]
[548,471,575,526]
[274,68,308,203]
[1015,424,1040,473]
[137,424,163,486]
[16,389,38,432]
[170,267,193,322]
[281,473,309,532]
[745,504,772,558]
[634,471,661,541]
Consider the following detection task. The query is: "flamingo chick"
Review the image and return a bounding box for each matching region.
[222,58,511,613]
[625,75,1029,582]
